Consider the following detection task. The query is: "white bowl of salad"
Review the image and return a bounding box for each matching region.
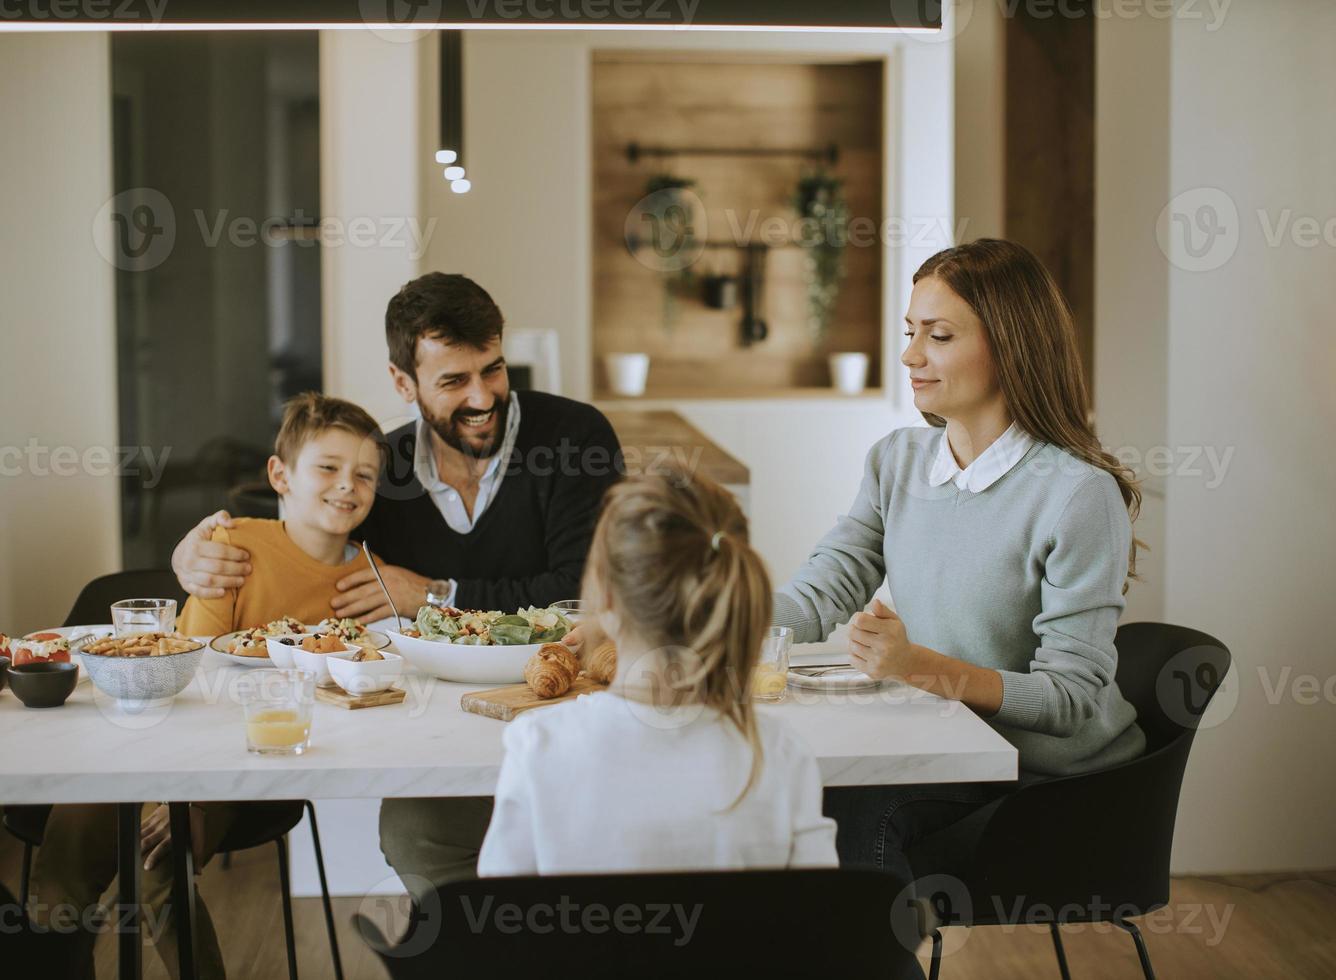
[388,605,574,684]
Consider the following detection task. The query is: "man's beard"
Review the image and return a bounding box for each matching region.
[421,394,509,461]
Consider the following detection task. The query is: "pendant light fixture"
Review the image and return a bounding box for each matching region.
[437,29,469,193]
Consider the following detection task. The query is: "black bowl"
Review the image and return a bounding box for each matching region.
[0,656,9,694]
[8,661,78,708]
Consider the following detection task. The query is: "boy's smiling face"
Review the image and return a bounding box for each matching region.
[268,428,382,538]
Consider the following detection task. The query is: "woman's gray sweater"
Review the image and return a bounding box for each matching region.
[774,425,1145,777]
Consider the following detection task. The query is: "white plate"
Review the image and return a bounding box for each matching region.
[208,636,276,668]
[26,624,114,641]
[208,626,390,667]
[787,665,889,692]
[388,630,544,685]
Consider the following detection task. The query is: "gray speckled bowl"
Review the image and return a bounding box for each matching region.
[76,637,204,706]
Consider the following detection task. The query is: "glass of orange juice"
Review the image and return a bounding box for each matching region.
[240,669,315,756]
[753,626,792,703]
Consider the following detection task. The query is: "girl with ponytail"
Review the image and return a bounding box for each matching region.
[478,468,837,876]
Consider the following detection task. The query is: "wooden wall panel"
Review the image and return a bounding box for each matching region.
[591,57,883,397]
[1004,4,1096,400]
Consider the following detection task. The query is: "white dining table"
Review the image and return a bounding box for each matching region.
[0,636,1018,978]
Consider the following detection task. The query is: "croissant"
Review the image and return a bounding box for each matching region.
[583,640,617,684]
[542,642,580,677]
[524,644,579,699]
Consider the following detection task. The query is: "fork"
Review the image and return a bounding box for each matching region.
[789,663,857,677]
[362,541,403,632]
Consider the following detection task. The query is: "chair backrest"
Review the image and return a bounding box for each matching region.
[357,869,923,980]
[63,569,187,628]
[1113,621,1232,753]
[227,480,280,519]
[940,621,1233,920]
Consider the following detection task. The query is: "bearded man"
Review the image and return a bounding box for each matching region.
[170,272,622,899]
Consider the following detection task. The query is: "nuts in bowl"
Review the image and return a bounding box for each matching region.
[75,632,205,705]
[83,634,204,657]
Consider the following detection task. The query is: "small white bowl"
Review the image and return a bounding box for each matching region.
[265,635,305,668]
[326,650,404,696]
[291,644,357,687]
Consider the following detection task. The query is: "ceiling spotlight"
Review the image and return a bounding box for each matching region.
[443,166,466,181]
[435,149,458,165]
[450,179,472,194]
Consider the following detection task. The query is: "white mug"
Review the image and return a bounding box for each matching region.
[604,352,651,397]
[828,352,870,395]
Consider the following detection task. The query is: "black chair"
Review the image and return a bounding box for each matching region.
[2,571,344,979]
[2,801,343,980]
[355,868,926,980]
[906,622,1232,980]
[62,568,187,627]
[227,480,280,520]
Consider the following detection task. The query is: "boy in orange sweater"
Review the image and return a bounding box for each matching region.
[29,393,386,980]
[177,393,386,635]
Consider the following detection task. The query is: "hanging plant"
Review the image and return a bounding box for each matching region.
[633,174,701,335]
[792,172,849,346]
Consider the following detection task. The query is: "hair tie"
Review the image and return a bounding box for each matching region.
[710,531,725,552]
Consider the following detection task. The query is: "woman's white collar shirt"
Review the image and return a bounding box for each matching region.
[927,422,1037,493]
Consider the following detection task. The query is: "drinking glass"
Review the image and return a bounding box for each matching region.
[239,669,315,756]
[110,598,177,637]
[551,599,586,623]
[753,626,792,703]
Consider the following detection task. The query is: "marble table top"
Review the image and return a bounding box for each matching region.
[0,639,1017,805]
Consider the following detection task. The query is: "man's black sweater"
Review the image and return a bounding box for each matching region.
[355,391,623,611]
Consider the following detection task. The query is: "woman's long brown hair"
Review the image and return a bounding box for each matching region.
[914,239,1143,587]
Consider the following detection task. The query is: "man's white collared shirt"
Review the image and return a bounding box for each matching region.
[411,392,522,606]
[927,422,1036,493]
[413,391,522,533]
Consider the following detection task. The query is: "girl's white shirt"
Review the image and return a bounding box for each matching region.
[478,690,838,877]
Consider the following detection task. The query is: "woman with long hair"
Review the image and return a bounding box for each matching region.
[776,238,1146,880]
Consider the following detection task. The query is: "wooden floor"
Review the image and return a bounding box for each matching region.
[3,831,1333,978]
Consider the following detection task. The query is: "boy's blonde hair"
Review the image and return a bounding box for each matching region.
[274,392,386,467]
[583,466,772,805]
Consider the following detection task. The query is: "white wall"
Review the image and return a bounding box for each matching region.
[319,30,424,428]
[0,34,120,636]
[1098,1,1336,873]
[1163,0,1336,873]
[1094,9,1171,625]
[952,0,1006,242]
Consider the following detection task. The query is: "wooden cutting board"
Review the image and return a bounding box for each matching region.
[460,676,608,721]
[316,685,406,710]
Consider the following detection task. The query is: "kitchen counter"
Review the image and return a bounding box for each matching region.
[602,408,749,488]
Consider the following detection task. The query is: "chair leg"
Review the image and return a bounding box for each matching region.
[20,842,33,911]
[927,928,943,980]
[221,851,232,871]
[304,801,345,980]
[1115,918,1157,980]
[276,837,299,980]
[1049,922,1073,980]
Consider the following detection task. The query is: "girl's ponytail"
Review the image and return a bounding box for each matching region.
[583,467,772,805]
